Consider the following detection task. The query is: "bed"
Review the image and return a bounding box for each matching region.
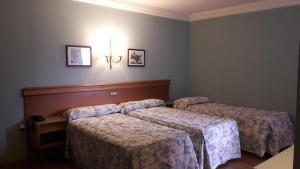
[64,104,199,169]
[120,99,241,169]
[173,96,295,157]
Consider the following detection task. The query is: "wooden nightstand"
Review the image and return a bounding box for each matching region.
[165,100,174,108]
[32,116,67,150]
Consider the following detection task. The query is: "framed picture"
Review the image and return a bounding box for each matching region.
[128,49,145,67]
[66,45,92,67]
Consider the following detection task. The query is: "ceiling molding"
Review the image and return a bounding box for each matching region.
[190,0,300,21]
[73,0,190,21]
[74,0,300,22]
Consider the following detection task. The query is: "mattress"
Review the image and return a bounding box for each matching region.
[65,113,199,169]
[182,102,294,157]
[126,107,241,169]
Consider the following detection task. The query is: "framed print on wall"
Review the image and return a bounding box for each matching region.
[128,49,145,67]
[66,45,92,67]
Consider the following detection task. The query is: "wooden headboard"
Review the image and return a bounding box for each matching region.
[22,79,170,119]
[22,79,169,151]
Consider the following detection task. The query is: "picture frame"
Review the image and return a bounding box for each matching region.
[66,45,92,67]
[128,49,145,67]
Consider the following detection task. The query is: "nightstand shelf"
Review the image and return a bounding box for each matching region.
[32,116,67,150]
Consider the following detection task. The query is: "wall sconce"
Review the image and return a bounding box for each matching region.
[105,39,122,69]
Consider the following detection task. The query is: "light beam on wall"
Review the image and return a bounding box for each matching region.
[89,27,127,69]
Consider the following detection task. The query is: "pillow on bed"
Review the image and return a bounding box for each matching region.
[174,96,210,109]
[94,104,121,116]
[119,99,165,114]
[64,104,121,121]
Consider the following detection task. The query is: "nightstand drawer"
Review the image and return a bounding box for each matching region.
[36,121,67,134]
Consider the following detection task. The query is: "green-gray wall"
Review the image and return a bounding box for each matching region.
[1,0,299,164]
[189,6,300,123]
[0,0,189,161]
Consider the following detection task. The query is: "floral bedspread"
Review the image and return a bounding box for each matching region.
[184,103,294,157]
[127,107,241,169]
[65,113,199,169]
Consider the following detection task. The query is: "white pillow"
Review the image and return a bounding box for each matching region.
[119,99,165,114]
[174,96,210,109]
[64,104,121,121]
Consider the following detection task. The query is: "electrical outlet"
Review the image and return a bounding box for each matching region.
[110,91,118,96]
[19,123,26,130]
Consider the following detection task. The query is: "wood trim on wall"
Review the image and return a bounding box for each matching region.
[22,79,170,118]
[22,80,169,96]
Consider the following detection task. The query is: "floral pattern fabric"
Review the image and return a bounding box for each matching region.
[174,97,211,109]
[120,99,165,114]
[65,113,199,169]
[63,104,121,121]
[177,102,295,157]
[127,107,241,169]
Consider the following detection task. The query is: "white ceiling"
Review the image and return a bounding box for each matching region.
[74,0,300,21]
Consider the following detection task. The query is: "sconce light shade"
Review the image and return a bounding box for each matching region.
[105,39,123,69]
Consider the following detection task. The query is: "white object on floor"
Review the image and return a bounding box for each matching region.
[254,145,294,169]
